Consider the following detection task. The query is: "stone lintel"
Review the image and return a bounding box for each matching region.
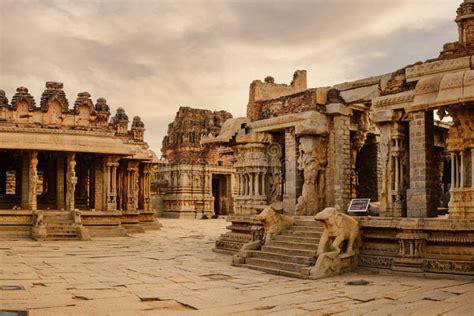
[325,103,351,116]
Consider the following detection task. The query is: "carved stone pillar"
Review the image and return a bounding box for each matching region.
[66,153,77,211]
[28,151,39,211]
[126,161,139,211]
[140,163,152,211]
[295,135,327,216]
[105,157,120,211]
[56,155,65,210]
[284,128,298,213]
[406,111,437,218]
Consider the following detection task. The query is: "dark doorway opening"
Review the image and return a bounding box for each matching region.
[211,174,230,216]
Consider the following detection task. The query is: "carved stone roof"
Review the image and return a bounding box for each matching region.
[113,107,129,123]
[95,97,110,115]
[73,92,95,114]
[11,87,36,110]
[411,69,474,110]
[457,0,474,22]
[39,81,69,112]
[132,116,145,128]
[0,90,8,107]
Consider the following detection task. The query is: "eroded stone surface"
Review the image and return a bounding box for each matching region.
[0,218,473,315]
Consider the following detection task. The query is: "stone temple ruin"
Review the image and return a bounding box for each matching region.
[196,1,474,278]
[0,82,159,240]
[157,106,235,218]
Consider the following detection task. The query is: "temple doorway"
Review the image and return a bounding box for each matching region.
[212,174,230,216]
[0,150,22,209]
[355,136,379,202]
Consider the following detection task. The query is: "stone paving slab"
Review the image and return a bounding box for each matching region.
[0,218,473,315]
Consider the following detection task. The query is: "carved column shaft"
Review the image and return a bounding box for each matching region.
[66,153,77,211]
[29,151,39,211]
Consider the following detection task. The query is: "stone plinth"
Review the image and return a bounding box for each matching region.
[214,215,263,254]
[358,216,474,276]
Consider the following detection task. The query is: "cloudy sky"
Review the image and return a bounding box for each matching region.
[0,0,461,154]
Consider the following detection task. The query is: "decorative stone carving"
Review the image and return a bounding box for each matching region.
[11,87,36,111]
[255,203,293,243]
[32,210,44,227]
[0,90,9,107]
[309,206,360,279]
[74,92,95,114]
[40,81,69,113]
[31,210,47,241]
[295,136,327,215]
[95,97,110,114]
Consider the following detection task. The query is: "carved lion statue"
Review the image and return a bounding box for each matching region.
[314,206,359,256]
[255,203,294,243]
[32,210,44,227]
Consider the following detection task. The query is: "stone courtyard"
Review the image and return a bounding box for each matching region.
[0,219,473,315]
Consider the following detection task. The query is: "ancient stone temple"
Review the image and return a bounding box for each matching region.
[205,1,474,277]
[0,82,159,240]
[157,106,235,218]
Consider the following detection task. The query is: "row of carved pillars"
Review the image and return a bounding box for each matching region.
[236,171,266,196]
[23,151,77,212]
[23,151,152,212]
[109,160,152,212]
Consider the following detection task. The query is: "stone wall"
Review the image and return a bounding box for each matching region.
[259,89,318,120]
[247,70,307,121]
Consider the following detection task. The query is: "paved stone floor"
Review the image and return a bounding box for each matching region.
[0,218,473,315]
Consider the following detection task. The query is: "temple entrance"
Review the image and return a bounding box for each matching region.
[355,138,380,202]
[37,152,59,210]
[212,174,230,216]
[0,150,22,209]
[75,154,96,210]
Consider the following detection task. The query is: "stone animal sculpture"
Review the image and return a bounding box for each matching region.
[255,203,294,243]
[314,206,359,256]
[309,206,360,279]
[32,210,44,227]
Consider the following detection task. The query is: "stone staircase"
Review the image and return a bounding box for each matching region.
[43,211,81,240]
[243,217,324,279]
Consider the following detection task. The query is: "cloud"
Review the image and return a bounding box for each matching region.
[0,0,460,154]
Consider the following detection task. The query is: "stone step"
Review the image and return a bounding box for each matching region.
[292,220,322,227]
[244,263,306,279]
[273,235,320,244]
[279,229,322,238]
[247,250,316,265]
[261,245,317,257]
[46,236,79,240]
[267,240,319,251]
[286,225,323,233]
[246,257,307,273]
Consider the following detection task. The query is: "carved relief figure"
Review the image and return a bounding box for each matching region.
[269,170,282,202]
[295,136,327,215]
[255,203,294,243]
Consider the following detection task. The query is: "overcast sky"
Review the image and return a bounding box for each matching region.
[0,0,461,154]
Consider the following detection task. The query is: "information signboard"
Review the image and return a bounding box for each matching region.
[348,198,371,213]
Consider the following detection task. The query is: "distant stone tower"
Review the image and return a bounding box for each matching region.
[439,1,474,58]
[457,0,474,46]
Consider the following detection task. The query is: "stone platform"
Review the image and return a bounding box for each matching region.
[1,218,473,315]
